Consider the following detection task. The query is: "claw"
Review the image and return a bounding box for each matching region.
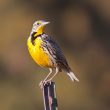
[39,80,52,89]
[39,81,44,89]
[44,80,52,85]
[43,81,47,86]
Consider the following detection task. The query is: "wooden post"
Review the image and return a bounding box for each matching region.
[43,82,58,110]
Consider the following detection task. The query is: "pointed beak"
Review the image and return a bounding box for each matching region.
[43,21,50,25]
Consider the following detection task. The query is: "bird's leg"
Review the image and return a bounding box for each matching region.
[39,68,53,88]
[43,68,53,83]
[46,67,59,83]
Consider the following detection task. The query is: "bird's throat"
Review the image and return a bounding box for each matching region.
[31,26,45,45]
[35,26,44,36]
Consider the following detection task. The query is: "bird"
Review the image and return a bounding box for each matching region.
[27,20,79,88]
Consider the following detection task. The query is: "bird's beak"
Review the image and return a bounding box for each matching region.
[43,21,50,26]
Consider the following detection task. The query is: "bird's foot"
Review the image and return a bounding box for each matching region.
[39,81,44,89]
[39,80,52,89]
[43,80,52,85]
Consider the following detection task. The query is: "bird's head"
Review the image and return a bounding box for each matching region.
[31,20,50,36]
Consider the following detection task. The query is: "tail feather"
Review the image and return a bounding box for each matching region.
[67,71,79,82]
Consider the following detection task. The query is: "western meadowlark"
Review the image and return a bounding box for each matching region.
[27,20,79,87]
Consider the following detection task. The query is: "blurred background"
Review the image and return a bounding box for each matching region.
[0,0,110,110]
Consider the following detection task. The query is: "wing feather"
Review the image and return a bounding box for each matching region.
[41,34,70,71]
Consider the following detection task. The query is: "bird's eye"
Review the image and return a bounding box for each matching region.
[37,22,40,25]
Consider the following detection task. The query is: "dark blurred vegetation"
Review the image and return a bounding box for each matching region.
[0,0,110,110]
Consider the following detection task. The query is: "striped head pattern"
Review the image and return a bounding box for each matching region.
[30,20,50,36]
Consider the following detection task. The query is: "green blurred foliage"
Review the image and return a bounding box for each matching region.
[0,0,110,110]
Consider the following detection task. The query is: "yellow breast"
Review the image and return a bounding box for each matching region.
[27,37,54,67]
